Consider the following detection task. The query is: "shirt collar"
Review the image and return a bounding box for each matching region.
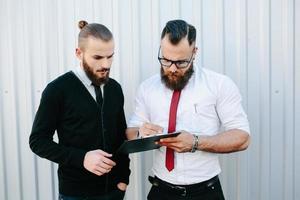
[74,66,107,91]
[75,66,93,86]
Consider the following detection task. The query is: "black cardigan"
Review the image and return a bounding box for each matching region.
[29,71,130,196]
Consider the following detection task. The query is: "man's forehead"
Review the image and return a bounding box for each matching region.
[160,38,193,60]
[161,37,193,51]
[84,38,114,55]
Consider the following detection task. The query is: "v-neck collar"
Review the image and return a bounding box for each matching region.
[69,71,107,107]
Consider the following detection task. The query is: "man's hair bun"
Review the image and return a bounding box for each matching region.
[78,20,88,30]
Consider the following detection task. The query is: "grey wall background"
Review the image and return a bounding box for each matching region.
[0,0,299,199]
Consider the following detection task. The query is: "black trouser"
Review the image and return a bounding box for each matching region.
[58,189,125,200]
[147,176,225,200]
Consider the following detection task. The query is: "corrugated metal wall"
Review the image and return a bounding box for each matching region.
[0,0,299,199]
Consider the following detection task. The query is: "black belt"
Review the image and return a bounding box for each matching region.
[148,175,219,197]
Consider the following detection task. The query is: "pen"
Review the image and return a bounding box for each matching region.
[194,103,197,113]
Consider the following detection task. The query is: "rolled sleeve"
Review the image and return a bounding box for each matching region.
[216,77,250,134]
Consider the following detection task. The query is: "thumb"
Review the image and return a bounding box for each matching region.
[96,149,112,157]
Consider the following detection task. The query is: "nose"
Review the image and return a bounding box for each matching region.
[169,63,177,73]
[100,58,110,69]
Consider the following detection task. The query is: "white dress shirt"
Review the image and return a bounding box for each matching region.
[128,65,250,185]
[72,66,104,101]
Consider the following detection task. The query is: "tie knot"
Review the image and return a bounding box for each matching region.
[173,90,181,95]
[92,83,100,88]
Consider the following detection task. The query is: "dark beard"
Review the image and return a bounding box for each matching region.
[82,57,110,86]
[160,63,194,90]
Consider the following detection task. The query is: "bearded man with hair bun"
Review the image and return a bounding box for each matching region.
[29,20,130,200]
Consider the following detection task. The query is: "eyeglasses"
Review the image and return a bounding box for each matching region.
[157,46,194,69]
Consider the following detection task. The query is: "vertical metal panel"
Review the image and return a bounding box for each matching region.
[270,0,289,199]
[202,0,225,73]
[0,0,7,194]
[0,3,7,200]
[294,1,300,200]
[15,0,39,199]
[247,0,266,199]
[282,1,296,200]
[1,0,22,199]
[221,1,247,199]
[0,0,299,200]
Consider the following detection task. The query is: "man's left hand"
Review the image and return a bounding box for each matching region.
[159,131,194,153]
[117,182,127,191]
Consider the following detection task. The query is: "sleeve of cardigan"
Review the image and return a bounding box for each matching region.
[29,83,87,168]
[114,91,131,184]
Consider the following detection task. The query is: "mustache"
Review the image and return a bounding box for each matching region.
[97,68,110,72]
[166,71,179,76]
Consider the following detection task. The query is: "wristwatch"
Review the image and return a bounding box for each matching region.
[191,134,199,153]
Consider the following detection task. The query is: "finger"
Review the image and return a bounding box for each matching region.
[154,125,164,133]
[140,125,153,132]
[117,182,127,191]
[94,167,110,175]
[92,169,104,176]
[97,162,114,170]
[157,141,179,150]
[142,122,152,130]
[159,141,176,146]
[146,124,163,132]
[160,137,177,143]
[171,147,182,152]
[159,140,182,147]
[140,127,158,137]
[163,143,189,153]
[96,150,112,157]
[139,126,148,136]
[147,124,163,132]
[163,143,181,151]
[144,129,159,136]
[101,156,116,166]
[158,142,173,147]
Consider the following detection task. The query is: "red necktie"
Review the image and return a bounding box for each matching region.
[165,90,181,171]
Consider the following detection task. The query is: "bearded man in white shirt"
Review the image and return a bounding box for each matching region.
[126,19,250,200]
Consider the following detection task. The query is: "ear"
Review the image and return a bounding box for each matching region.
[76,48,83,60]
[193,47,198,60]
[193,47,198,54]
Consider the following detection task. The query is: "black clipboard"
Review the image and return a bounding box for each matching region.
[116,132,181,154]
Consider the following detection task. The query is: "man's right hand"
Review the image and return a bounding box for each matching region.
[139,122,164,137]
[83,150,116,176]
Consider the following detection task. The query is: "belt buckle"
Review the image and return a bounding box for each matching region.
[173,186,187,197]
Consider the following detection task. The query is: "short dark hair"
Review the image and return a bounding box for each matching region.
[161,19,196,46]
[78,20,113,48]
